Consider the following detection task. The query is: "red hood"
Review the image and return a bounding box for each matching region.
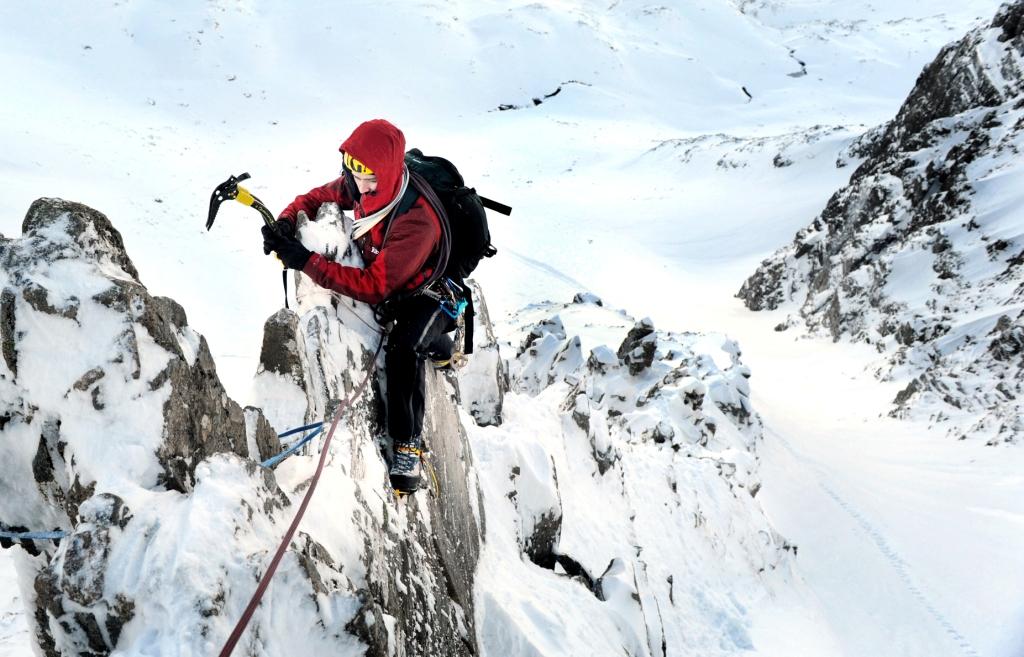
[340,119,406,216]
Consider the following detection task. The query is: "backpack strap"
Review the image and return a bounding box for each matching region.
[374,172,452,317]
[407,171,452,289]
[463,291,475,355]
[380,180,420,245]
[479,195,512,216]
[393,181,420,218]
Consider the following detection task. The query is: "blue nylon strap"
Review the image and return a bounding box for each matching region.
[260,426,324,469]
[277,422,324,439]
[2,421,325,542]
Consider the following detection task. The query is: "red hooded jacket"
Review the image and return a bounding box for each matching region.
[278,119,442,305]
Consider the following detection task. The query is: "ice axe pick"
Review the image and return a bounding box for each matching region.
[206,172,277,230]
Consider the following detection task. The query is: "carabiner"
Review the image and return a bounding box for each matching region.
[441,298,468,319]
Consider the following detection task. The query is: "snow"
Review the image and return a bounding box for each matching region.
[2,1,1022,656]
[0,554,31,657]
[741,318,1024,657]
[469,299,804,655]
[883,246,938,306]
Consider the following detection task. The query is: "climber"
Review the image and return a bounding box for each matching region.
[261,119,455,495]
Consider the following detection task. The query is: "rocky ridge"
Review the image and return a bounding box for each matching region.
[738,1,1024,443]
[0,198,485,656]
[1,196,793,657]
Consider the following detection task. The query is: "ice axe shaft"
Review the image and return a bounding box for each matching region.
[207,172,277,230]
[206,172,292,310]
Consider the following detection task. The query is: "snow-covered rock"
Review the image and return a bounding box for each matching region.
[0,198,281,654]
[244,201,488,657]
[0,198,485,656]
[470,296,793,657]
[456,279,509,428]
[738,1,1024,444]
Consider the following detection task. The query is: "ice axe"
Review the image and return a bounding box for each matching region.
[206,172,291,307]
[207,172,277,230]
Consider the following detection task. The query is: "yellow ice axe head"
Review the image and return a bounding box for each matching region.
[207,172,276,230]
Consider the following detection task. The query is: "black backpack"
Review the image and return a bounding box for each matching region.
[398,148,510,280]
[389,149,511,352]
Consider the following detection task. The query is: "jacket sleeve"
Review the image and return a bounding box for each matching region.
[301,205,440,305]
[278,176,354,224]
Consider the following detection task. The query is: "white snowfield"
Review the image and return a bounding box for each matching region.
[1,2,1022,657]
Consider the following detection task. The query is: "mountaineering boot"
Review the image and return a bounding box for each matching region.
[430,352,452,370]
[390,440,423,494]
[426,333,455,370]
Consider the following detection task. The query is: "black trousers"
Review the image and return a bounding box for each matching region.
[384,296,455,447]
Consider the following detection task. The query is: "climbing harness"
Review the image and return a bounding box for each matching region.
[420,277,468,320]
[206,172,292,309]
[217,338,383,657]
[413,275,477,358]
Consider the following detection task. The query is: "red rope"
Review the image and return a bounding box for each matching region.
[218,342,381,657]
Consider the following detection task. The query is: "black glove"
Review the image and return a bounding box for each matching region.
[262,220,295,255]
[270,232,313,270]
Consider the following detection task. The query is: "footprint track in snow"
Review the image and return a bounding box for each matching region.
[766,426,981,657]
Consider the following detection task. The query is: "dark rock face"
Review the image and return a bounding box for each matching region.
[82,257,275,493]
[348,370,484,657]
[358,379,484,656]
[7,199,278,491]
[21,198,140,282]
[738,3,1024,442]
[618,318,657,375]
[616,317,655,359]
[258,309,305,384]
[419,372,483,641]
[1,287,17,376]
[572,291,603,306]
[155,335,251,492]
[23,282,79,321]
[523,509,562,569]
[243,406,281,464]
[989,312,1024,360]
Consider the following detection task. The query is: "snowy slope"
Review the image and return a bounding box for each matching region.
[2,1,1019,657]
[0,0,996,400]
